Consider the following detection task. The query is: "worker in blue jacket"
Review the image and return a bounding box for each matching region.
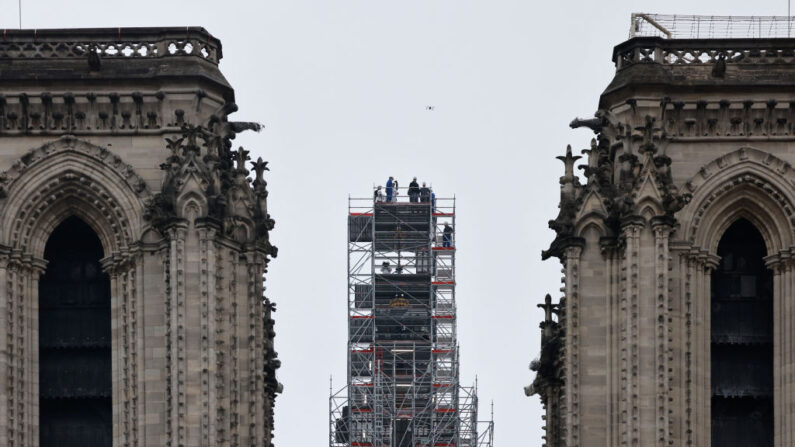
[386,176,394,202]
[443,223,454,248]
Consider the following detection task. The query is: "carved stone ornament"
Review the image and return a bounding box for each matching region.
[144,116,277,257]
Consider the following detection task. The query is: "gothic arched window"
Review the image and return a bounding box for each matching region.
[39,216,112,446]
[711,218,773,446]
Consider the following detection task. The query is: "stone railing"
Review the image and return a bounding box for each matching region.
[0,27,222,64]
[613,37,795,69]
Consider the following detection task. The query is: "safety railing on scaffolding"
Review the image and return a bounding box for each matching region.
[330,185,493,447]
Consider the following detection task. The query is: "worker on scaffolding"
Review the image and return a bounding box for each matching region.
[408,177,420,202]
[419,182,431,203]
[386,176,395,202]
[374,185,385,202]
[443,222,453,248]
[380,261,392,274]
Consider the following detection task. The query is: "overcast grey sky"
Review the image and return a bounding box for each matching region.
[2,0,790,444]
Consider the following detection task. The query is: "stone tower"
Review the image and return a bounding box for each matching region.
[528,15,795,447]
[0,28,279,446]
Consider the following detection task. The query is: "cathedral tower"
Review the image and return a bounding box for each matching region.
[529,14,795,446]
[0,27,279,446]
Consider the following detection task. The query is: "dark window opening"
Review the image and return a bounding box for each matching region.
[711,219,773,446]
[39,217,112,446]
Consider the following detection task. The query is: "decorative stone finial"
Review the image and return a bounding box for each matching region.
[579,138,600,183]
[234,147,251,172]
[538,294,559,325]
[252,157,269,185]
[557,145,581,184]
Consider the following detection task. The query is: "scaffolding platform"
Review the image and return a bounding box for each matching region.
[349,202,434,244]
[331,185,493,447]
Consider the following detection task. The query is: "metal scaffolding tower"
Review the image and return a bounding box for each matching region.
[330,185,494,447]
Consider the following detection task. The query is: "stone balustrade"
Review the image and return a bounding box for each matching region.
[614,37,795,69]
[0,27,221,64]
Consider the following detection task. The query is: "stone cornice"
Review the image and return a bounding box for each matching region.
[0,90,224,137]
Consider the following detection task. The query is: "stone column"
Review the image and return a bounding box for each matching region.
[668,242,692,446]
[620,220,643,447]
[140,242,170,447]
[107,253,142,447]
[1,253,46,447]
[0,246,10,447]
[5,255,22,447]
[651,218,673,447]
[131,249,146,447]
[562,244,583,447]
[212,241,231,445]
[784,256,795,447]
[774,257,787,447]
[25,259,42,447]
[244,250,267,445]
[601,238,620,447]
[104,253,142,447]
[686,251,719,446]
[104,257,123,446]
[768,254,795,447]
[200,227,219,447]
[166,224,189,447]
[229,245,242,446]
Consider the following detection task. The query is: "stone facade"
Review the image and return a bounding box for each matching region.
[528,36,795,446]
[0,28,280,446]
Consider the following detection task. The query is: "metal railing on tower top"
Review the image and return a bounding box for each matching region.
[630,13,795,39]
